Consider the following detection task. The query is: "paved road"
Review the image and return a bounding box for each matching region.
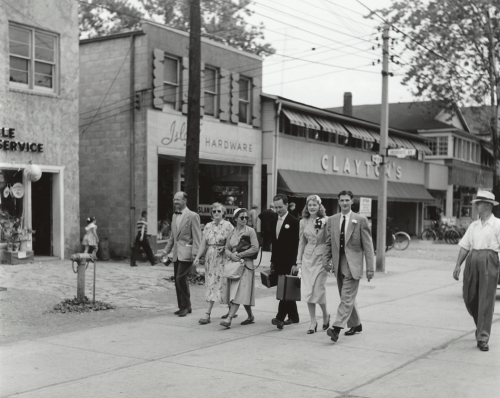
[1,242,499,397]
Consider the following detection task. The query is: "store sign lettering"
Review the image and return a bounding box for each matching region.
[321,154,402,179]
[0,128,44,153]
[161,121,187,146]
[204,138,252,152]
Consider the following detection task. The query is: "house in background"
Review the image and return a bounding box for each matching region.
[327,94,494,229]
[1,0,80,259]
[79,22,263,257]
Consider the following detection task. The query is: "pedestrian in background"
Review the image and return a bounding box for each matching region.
[323,190,374,343]
[258,203,276,251]
[220,208,259,328]
[162,191,201,317]
[289,202,300,219]
[82,216,99,257]
[453,190,500,352]
[130,211,156,267]
[248,204,259,228]
[270,194,300,329]
[293,195,329,334]
[193,203,234,325]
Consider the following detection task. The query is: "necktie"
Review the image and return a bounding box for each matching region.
[176,211,182,228]
[174,211,182,215]
[340,216,346,253]
[276,216,284,239]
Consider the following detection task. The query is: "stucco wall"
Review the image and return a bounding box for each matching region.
[0,0,80,257]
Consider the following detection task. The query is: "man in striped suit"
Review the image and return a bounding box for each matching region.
[130,211,157,267]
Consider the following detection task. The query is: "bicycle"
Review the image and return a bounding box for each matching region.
[386,227,411,251]
[421,221,462,244]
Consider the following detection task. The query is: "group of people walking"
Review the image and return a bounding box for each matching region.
[158,189,374,344]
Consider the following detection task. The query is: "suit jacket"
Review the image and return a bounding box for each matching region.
[163,208,201,262]
[258,209,277,233]
[324,212,374,280]
[270,213,299,275]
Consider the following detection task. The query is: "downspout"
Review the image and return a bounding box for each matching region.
[129,33,136,248]
[274,101,282,199]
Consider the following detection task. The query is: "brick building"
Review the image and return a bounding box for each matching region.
[1,0,80,259]
[79,22,263,257]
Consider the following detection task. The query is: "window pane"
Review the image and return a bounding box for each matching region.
[34,73,52,88]
[10,26,30,43]
[205,93,215,116]
[164,57,178,84]
[204,68,216,92]
[239,102,248,123]
[239,78,249,100]
[35,32,55,50]
[10,41,30,57]
[163,83,177,109]
[9,56,29,84]
[35,46,54,62]
[35,61,52,75]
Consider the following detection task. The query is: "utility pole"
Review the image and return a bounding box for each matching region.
[185,0,201,211]
[376,23,390,272]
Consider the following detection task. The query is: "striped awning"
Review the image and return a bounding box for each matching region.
[282,108,321,130]
[313,117,349,137]
[345,126,375,142]
[391,136,416,149]
[411,140,433,155]
[369,130,397,148]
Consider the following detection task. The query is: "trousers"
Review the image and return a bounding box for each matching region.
[332,252,361,329]
[463,249,499,343]
[174,260,192,310]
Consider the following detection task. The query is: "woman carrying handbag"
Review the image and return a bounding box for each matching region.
[220,208,259,328]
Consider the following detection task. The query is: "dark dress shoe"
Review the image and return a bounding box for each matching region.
[345,324,362,336]
[284,318,299,325]
[177,309,189,317]
[272,318,284,330]
[477,342,489,351]
[174,308,192,315]
[327,327,340,342]
[240,316,255,325]
[322,315,331,331]
[130,264,137,267]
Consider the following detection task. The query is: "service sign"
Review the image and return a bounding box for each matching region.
[359,197,372,217]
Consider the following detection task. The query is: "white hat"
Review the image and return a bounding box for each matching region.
[471,190,499,206]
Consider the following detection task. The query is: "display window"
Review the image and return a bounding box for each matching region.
[0,169,24,244]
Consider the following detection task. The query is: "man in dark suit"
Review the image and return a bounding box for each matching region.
[270,194,300,329]
[258,203,276,251]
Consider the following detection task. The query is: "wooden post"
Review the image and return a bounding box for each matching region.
[77,260,86,300]
[376,24,390,273]
[185,0,201,211]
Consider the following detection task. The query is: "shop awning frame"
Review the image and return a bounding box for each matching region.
[345,125,375,142]
[411,140,433,155]
[278,169,434,202]
[282,108,321,130]
[391,136,416,149]
[313,117,349,137]
[368,130,397,148]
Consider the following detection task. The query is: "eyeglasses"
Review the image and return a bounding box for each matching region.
[239,216,249,220]
[211,209,222,214]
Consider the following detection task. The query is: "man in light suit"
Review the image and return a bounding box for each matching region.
[324,190,374,342]
[162,191,201,317]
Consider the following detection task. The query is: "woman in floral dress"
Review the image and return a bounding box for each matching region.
[193,203,234,324]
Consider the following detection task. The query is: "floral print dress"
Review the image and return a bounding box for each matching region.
[203,220,234,303]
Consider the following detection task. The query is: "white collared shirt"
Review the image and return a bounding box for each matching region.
[339,211,352,231]
[176,207,188,229]
[459,214,500,258]
[276,211,288,238]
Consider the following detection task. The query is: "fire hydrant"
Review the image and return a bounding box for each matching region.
[70,253,96,302]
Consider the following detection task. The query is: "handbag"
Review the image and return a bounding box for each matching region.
[276,274,301,301]
[223,260,245,280]
[235,235,259,260]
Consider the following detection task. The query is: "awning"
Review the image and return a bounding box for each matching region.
[278,169,434,202]
[313,117,349,137]
[411,140,433,155]
[483,146,493,156]
[391,136,416,149]
[282,108,321,130]
[367,130,397,148]
[345,126,375,142]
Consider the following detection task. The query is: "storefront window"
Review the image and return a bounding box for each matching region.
[0,169,24,243]
[157,157,175,241]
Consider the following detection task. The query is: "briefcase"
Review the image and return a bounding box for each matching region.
[260,270,278,288]
[276,274,301,301]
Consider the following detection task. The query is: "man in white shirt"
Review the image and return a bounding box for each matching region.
[453,190,500,352]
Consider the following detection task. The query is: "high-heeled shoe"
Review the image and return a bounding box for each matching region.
[307,322,318,334]
[220,316,233,328]
[322,315,330,331]
[221,312,238,319]
[199,313,211,325]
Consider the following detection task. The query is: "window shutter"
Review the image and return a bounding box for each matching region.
[230,72,240,124]
[219,68,230,121]
[182,57,189,114]
[153,49,165,110]
[200,62,205,117]
[251,76,261,128]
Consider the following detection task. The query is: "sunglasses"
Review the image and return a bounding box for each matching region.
[239,216,249,220]
[211,209,222,214]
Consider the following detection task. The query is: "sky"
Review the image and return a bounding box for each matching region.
[247,0,415,109]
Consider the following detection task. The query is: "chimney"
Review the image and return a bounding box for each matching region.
[343,92,353,116]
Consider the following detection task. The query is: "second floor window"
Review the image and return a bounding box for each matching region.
[239,77,251,124]
[426,136,448,156]
[9,24,57,93]
[204,67,218,116]
[164,56,180,110]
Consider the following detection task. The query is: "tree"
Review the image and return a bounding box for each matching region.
[377,0,500,203]
[79,0,275,56]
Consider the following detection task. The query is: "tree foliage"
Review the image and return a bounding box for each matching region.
[79,0,275,56]
[377,0,500,111]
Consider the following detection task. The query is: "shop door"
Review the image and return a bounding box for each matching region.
[32,173,52,255]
